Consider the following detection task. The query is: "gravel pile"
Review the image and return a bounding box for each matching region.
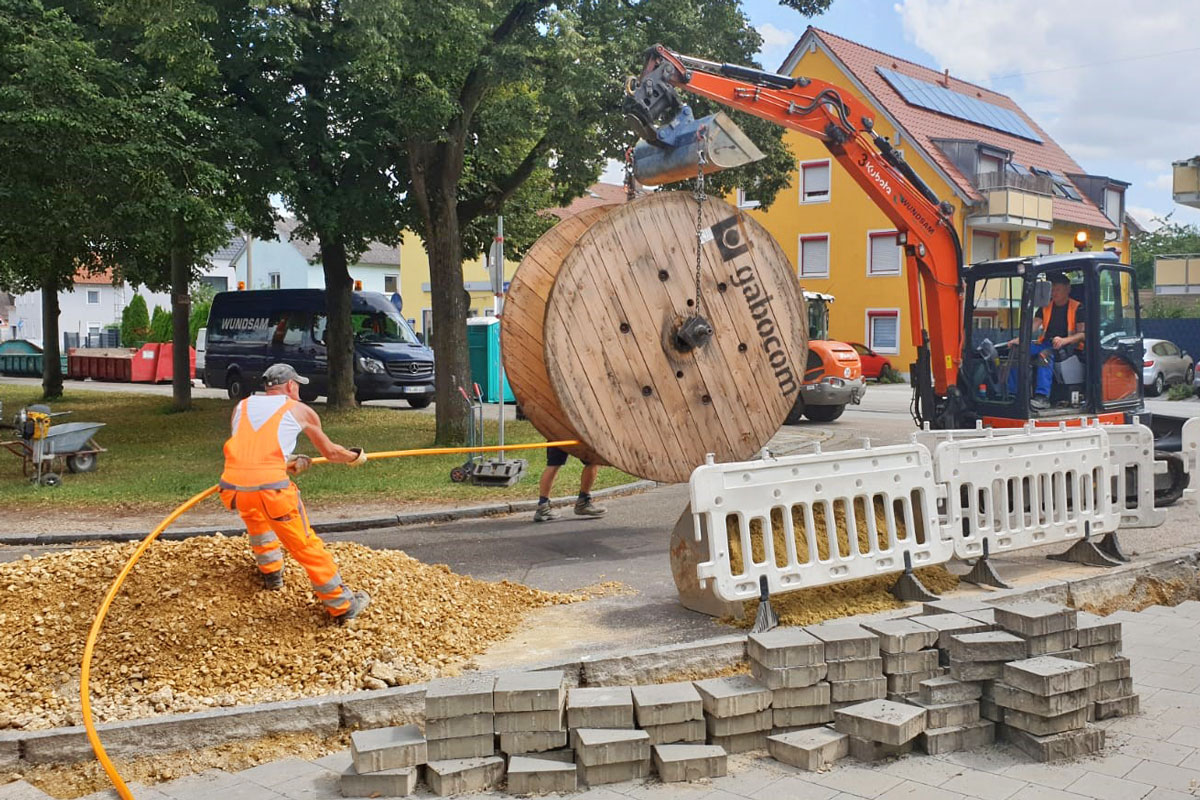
[0,536,578,730]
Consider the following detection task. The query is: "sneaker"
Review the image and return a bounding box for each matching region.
[261,569,284,591]
[574,498,607,517]
[336,590,371,623]
[533,503,558,522]
[1031,395,1050,411]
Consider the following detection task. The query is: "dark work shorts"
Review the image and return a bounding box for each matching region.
[545,445,590,468]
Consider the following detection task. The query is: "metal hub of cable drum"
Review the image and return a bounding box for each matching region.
[507,191,807,484]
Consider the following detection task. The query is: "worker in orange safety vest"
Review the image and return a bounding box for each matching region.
[219,363,370,622]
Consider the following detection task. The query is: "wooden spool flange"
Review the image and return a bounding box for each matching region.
[542,191,808,484]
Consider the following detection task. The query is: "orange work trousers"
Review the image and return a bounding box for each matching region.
[221,483,353,616]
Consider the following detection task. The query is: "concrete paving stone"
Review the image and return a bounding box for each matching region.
[863,619,939,654]
[920,676,982,705]
[979,698,1004,725]
[494,706,566,733]
[752,775,840,800]
[940,767,1028,800]
[425,713,494,740]
[0,782,52,800]
[651,744,727,782]
[827,657,885,682]
[693,675,772,717]
[493,670,566,713]
[236,757,329,788]
[1125,760,1200,793]
[750,660,828,689]
[887,691,920,705]
[339,763,418,797]
[350,725,427,773]
[310,749,354,773]
[519,748,575,764]
[1138,657,1193,677]
[1001,724,1105,763]
[948,632,1028,663]
[829,676,888,703]
[1075,613,1122,647]
[773,682,831,708]
[273,769,342,800]
[574,728,651,766]
[426,733,495,761]
[948,660,1005,682]
[834,699,927,745]
[992,684,1090,716]
[1142,789,1197,800]
[506,755,578,795]
[1093,678,1134,702]
[939,742,1026,772]
[1117,733,1195,767]
[918,720,995,755]
[1002,707,1090,737]
[140,769,239,796]
[879,752,971,786]
[567,686,635,729]
[994,602,1077,638]
[767,726,848,771]
[923,598,992,616]
[1022,630,1080,657]
[708,764,782,796]
[773,704,834,728]
[705,709,773,737]
[1165,725,1200,749]
[576,758,651,786]
[168,783,287,800]
[424,674,496,719]
[812,763,904,797]
[806,623,881,660]
[1003,658,1096,697]
[875,780,968,800]
[1137,672,1200,693]
[1063,770,1152,800]
[1076,752,1142,778]
[631,683,704,726]
[914,700,980,729]
[882,649,939,674]
[918,613,994,649]
[848,736,914,762]
[999,760,1085,791]
[641,719,707,745]
[888,670,941,695]
[747,627,826,668]
[499,730,567,754]
[424,756,505,796]
[708,730,768,754]
[1096,658,1131,683]
[1077,643,1122,665]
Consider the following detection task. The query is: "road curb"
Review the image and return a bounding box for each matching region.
[5,480,659,546]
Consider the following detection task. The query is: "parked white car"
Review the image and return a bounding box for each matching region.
[1143,338,1193,396]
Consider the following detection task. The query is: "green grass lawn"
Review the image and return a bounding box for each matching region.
[0,385,635,513]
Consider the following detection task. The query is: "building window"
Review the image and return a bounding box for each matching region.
[799,234,830,277]
[867,309,900,354]
[1104,187,1123,227]
[384,274,399,294]
[86,290,100,305]
[971,230,999,263]
[197,275,228,292]
[867,231,901,276]
[87,324,102,335]
[978,154,1003,174]
[268,272,281,289]
[1036,236,1054,256]
[735,188,760,209]
[799,160,831,203]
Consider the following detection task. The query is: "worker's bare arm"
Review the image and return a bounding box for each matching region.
[292,403,359,463]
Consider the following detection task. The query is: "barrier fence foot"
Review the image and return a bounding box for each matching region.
[1047,523,1121,568]
[1097,531,1130,563]
[890,551,940,603]
[961,539,1012,589]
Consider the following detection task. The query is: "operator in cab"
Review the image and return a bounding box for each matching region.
[1009,272,1084,410]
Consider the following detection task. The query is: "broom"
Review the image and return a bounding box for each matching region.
[750,575,778,634]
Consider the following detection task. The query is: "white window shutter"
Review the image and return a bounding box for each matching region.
[803,163,830,198]
[870,234,900,274]
[802,237,829,275]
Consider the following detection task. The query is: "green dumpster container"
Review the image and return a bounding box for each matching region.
[466,317,514,403]
[0,339,46,377]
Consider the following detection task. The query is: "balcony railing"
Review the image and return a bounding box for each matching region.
[973,171,1054,195]
[1174,158,1200,209]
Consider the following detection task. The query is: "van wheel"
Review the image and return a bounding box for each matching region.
[784,396,805,425]
[804,404,845,422]
[299,386,320,402]
[407,396,432,409]
[227,371,249,401]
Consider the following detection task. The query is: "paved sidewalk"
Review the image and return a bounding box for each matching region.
[23,599,1198,800]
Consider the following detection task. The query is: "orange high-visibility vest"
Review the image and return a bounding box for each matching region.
[219,398,297,491]
[1041,298,1081,347]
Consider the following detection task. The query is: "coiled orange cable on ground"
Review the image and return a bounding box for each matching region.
[80,440,580,799]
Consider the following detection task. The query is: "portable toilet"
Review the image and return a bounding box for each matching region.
[466,317,514,403]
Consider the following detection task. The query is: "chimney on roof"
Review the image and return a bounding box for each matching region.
[942,68,950,87]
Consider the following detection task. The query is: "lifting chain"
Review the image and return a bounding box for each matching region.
[623,146,637,202]
[691,128,708,316]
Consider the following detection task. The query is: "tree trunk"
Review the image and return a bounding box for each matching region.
[320,238,356,409]
[170,227,192,412]
[40,271,62,400]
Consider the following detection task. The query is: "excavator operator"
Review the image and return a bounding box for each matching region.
[1008,272,1085,410]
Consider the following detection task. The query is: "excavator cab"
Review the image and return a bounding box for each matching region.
[962,252,1145,425]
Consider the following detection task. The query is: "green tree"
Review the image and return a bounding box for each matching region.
[1131,216,1200,288]
[149,305,173,342]
[120,294,150,346]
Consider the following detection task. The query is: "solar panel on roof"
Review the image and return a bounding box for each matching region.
[876,67,1043,143]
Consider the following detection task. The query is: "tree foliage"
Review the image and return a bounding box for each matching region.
[149,305,172,342]
[120,294,149,346]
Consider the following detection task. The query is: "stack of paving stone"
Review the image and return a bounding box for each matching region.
[572,726,652,785]
[695,675,773,753]
[491,670,567,792]
[832,698,928,761]
[747,628,833,731]
[945,629,1028,684]
[1076,611,1138,719]
[986,602,1077,725]
[863,618,940,702]
[424,674,497,762]
[343,724,428,798]
[767,725,849,772]
[807,622,886,708]
[913,676,995,755]
[993,656,1104,762]
[918,612,996,669]
[631,682,706,747]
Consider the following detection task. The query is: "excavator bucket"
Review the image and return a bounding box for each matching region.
[631,108,765,186]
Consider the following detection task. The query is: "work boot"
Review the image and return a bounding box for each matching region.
[533,503,558,522]
[1031,395,1050,411]
[261,569,284,591]
[574,497,606,517]
[336,590,371,624]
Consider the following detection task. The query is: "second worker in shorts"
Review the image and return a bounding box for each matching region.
[533,445,606,522]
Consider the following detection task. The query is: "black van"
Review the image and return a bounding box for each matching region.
[203,289,436,406]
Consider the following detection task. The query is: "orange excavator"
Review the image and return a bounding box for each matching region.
[623,45,1188,503]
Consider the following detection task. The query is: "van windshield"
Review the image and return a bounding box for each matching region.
[352,309,421,345]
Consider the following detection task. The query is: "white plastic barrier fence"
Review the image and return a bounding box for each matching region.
[1106,423,1164,529]
[688,443,952,602]
[1182,417,1200,501]
[932,425,1119,561]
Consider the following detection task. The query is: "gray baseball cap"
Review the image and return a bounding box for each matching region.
[262,363,310,386]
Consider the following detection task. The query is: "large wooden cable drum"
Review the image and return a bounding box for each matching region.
[505,191,807,484]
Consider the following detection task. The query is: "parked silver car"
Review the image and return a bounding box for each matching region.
[1143,338,1193,396]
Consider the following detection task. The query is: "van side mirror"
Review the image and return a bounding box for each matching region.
[1031,280,1052,308]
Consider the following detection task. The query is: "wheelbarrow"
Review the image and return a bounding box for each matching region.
[0,403,107,486]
